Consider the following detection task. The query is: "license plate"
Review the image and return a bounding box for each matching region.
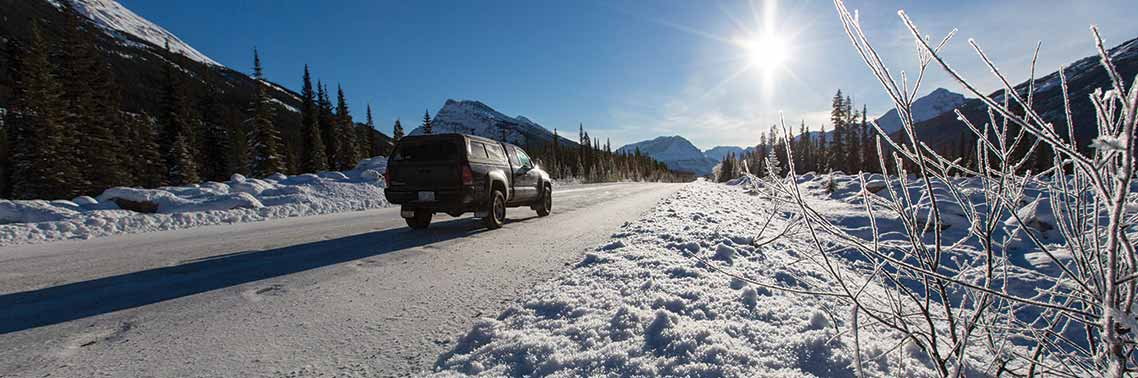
[417,191,436,201]
[401,209,416,218]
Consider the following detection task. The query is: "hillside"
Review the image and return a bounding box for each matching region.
[0,0,392,168]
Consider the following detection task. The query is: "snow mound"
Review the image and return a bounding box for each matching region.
[97,187,194,213]
[0,200,81,224]
[0,157,391,246]
[433,181,964,377]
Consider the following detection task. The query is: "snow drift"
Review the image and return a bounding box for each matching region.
[0,158,389,246]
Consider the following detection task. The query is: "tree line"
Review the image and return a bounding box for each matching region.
[719,89,886,180]
[526,125,690,183]
[0,4,385,200]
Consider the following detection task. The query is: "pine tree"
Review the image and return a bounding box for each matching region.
[129,114,165,188]
[333,85,357,170]
[316,82,338,170]
[8,21,77,199]
[158,40,200,185]
[422,109,433,134]
[392,119,404,142]
[247,48,284,177]
[829,90,846,173]
[359,104,376,158]
[56,3,100,194]
[167,132,199,184]
[196,63,233,182]
[299,65,326,172]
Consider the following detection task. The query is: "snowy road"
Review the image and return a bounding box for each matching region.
[0,182,682,378]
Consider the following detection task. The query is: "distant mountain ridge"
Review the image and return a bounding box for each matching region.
[410,99,577,147]
[904,36,1138,153]
[704,146,755,162]
[874,88,966,134]
[617,136,717,176]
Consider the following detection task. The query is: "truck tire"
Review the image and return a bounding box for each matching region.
[406,210,432,229]
[484,190,506,229]
[535,184,551,217]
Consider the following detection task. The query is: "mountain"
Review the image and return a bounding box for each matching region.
[410,99,576,147]
[0,0,392,163]
[903,36,1138,153]
[874,88,966,135]
[703,146,756,162]
[792,88,966,144]
[617,136,716,176]
[64,0,218,66]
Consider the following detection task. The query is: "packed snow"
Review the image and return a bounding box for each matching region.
[0,158,389,246]
[431,173,1092,376]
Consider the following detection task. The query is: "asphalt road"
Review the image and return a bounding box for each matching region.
[0,182,682,378]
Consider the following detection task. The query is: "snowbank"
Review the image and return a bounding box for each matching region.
[0,157,389,246]
[433,181,972,377]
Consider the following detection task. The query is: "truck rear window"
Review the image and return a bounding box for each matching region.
[390,141,459,162]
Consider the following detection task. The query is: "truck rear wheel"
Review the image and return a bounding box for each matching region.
[483,190,505,230]
[535,184,551,217]
[406,210,432,229]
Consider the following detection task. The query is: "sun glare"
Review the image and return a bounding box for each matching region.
[741,35,789,71]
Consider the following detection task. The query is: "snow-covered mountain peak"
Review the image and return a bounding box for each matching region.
[703,146,754,162]
[61,0,219,66]
[617,135,716,176]
[874,87,966,134]
[411,99,570,146]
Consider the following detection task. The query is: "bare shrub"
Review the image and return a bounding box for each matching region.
[737,1,1138,376]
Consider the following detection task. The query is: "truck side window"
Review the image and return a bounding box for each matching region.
[468,141,488,160]
[515,147,532,168]
[506,146,521,166]
[485,144,505,162]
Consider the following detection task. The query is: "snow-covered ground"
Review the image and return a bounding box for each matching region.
[431,173,1083,377]
[0,157,389,246]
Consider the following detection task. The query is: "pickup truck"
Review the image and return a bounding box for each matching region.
[383,133,553,230]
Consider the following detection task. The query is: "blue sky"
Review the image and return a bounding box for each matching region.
[121,0,1138,150]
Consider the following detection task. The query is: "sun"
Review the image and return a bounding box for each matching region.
[738,35,790,71]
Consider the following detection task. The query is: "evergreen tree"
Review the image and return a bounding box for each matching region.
[333,85,357,170]
[359,104,376,158]
[299,65,327,172]
[7,21,77,199]
[317,82,338,170]
[56,3,100,193]
[829,90,846,172]
[422,109,433,134]
[129,114,165,188]
[392,119,404,142]
[158,41,199,185]
[247,48,284,177]
[197,63,233,181]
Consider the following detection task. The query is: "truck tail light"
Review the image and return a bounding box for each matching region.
[461,164,474,185]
